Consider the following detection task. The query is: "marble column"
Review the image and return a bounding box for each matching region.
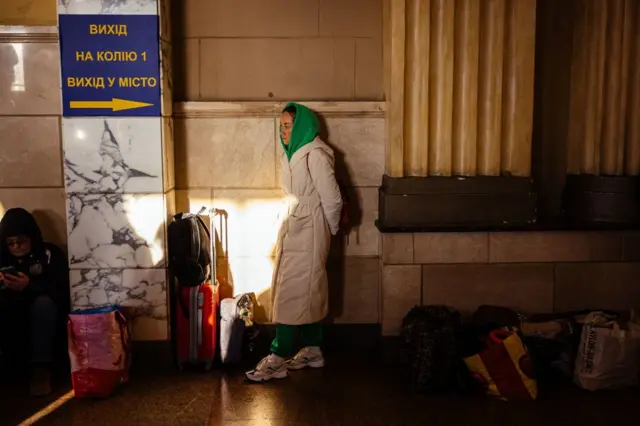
[58,0,174,341]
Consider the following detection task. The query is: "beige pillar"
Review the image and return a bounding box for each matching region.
[501,0,537,177]
[566,0,640,178]
[601,0,628,176]
[428,0,455,176]
[403,0,430,176]
[384,0,406,178]
[567,0,608,175]
[625,0,640,176]
[452,0,479,176]
[566,0,588,174]
[583,0,607,174]
[477,0,505,176]
[385,0,540,180]
[617,0,635,175]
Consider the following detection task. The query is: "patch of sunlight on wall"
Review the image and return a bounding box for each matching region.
[214,196,286,258]
[11,43,25,92]
[124,194,166,266]
[227,256,276,301]
[213,195,288,302]
[0,201,5,218]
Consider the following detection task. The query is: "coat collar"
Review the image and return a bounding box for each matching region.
[288,137,321,168]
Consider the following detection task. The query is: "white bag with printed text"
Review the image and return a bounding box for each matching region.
[573,311,640,391]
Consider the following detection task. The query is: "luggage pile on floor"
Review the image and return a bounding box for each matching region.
[66,206,268,398]
[167,207,269,372]
[399,304,640,401]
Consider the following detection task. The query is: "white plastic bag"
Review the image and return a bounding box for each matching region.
[573,311,640,391]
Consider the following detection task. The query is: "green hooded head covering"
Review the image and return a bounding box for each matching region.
[280,102,320,161]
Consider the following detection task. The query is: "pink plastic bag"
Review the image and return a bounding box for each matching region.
[67,306,131,398]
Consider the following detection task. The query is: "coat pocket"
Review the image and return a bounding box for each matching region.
[285,202,314,251]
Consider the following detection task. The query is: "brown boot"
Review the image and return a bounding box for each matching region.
[30,364,52,397]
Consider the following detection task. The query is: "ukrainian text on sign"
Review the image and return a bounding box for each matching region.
[59,15,161,116]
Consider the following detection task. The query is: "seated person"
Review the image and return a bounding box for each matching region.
[0,208,69,397]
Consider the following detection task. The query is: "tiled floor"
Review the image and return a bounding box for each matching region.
[2,354,639,426]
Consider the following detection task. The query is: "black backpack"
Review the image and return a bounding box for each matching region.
[167,208,211,287]
[400,305,463,393]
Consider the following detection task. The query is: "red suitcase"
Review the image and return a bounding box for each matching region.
[173,208,227,371]
[176,282,218,370]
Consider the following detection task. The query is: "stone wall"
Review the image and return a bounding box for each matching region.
[0,25,66,248]
[381,231,640,335]
[172,0,383,101]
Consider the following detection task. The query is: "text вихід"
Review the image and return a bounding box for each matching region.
[89,24,128,36]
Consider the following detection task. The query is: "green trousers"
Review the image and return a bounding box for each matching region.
[270,323,323,358]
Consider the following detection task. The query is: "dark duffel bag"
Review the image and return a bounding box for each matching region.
[400,305,464,393]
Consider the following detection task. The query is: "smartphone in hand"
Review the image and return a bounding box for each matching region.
[0,266,17,289]
[0,266,18,276]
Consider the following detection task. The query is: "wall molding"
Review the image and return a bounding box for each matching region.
[173,101,386,118]
[0,25,57,43]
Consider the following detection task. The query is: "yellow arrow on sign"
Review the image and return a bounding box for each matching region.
[69,98,153,112]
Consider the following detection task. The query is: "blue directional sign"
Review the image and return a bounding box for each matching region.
[59,14,161,117]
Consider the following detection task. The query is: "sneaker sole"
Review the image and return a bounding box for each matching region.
[245,369,289,383]
[287,359,325,370]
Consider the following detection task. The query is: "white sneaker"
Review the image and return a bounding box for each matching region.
[286,347,325,370]
[245,354,288,382]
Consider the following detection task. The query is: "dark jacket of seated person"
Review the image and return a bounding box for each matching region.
[0,208,69,396]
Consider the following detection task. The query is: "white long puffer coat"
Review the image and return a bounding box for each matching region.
[270,137,343,325]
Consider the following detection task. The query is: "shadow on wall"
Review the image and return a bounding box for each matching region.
[170,2,189,101]
[0,202,66,251]
[30,210,66,249]
[317,114,363,322]
[173,117,188,192]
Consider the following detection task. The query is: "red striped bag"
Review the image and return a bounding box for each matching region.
[463,329,538,401]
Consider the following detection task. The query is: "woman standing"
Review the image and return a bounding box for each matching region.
[246,103,343,382]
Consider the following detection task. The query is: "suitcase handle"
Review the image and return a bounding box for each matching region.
[209,208,228,288]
